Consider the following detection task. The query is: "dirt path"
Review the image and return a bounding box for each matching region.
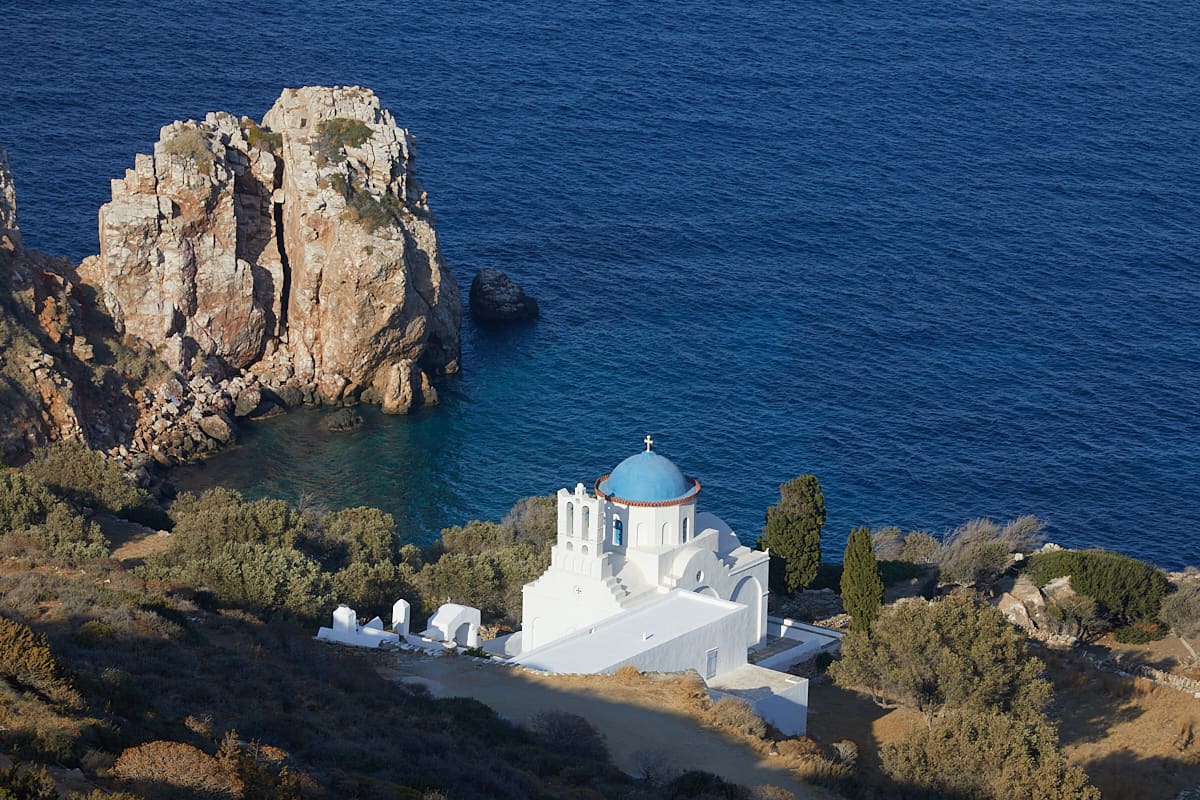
[97,514,171,566]
[384,654,834,798]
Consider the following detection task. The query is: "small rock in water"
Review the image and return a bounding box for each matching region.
[469,268,539,323]
[326,408,364,432]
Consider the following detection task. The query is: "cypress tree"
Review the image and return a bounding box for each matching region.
[841,525,884,633]
[759,475,825,592]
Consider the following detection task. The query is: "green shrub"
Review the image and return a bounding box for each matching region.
[71,620,116,646]
[242,118,283,152]
[314,117,373,165]
[1112,622,1167,644]
[814,651,834,674]
[0,762,59,800]
[1025,549,1169,622]
[664,770,750,799]
[23,441,150,518]
[160,128,213,175]
[26,505,109,560]
[0,471,56,531]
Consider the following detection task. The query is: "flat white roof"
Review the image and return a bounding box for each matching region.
[514,590,743,674]
[706,663,807,701]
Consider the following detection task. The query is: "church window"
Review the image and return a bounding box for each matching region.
[582,506,591,539]
[566,541,573,551]
[613,518,624,546]
[705,648,719,679]
[662,522,672,543]
[682,517,689,542]
[566,503,574,535]
[582,544,589,556]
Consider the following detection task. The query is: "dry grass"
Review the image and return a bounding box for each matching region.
[541,668,853,792]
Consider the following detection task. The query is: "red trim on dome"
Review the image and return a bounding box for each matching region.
[594,474,701,507]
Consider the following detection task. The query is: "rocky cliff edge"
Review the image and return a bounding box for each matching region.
[80,86,460,414]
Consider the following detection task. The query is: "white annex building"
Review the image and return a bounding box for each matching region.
[511,437,771,682]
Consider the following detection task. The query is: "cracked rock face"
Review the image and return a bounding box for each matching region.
[81,86,461,414]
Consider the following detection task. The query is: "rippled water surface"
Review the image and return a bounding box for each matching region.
[3,0,1198,564]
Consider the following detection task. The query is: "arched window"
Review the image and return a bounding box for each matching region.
[566,502,574,536]
[582,506,591,539]
[566,541,573,551]
[613,518,624,547]
[682,517,689,542]
[582,545,589,556]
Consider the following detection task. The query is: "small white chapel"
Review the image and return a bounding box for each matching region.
[508,436,771,681]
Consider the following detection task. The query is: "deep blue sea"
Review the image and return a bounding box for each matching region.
[3,0,1198,566]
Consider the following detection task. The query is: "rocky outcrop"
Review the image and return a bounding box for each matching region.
[0,147,20,255]
[469,268,539,323]
[81,86,460,415]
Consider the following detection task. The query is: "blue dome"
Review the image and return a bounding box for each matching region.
[601,450,693,503]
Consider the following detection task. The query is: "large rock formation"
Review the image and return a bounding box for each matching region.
[81,86,460,414]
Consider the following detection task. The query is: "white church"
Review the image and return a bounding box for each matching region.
[318,437,834,735]
[508,437,770,680]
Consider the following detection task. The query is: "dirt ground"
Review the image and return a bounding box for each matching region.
[1045,641,1200,800]
[384,653,839,799]
[97,514,171,565]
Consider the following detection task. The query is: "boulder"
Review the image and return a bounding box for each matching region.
[469,268,539,323]
[198,413,234,444]
[232,383,262,417]
[325,408,363,432]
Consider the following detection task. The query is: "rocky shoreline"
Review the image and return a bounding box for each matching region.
[0,86,463,471]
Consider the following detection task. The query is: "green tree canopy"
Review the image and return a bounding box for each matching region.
[759,474,824,592]
[882,709,1099,800]
[1026,549,1169,623]
[830,593,1051,727]
[841,526,884,633]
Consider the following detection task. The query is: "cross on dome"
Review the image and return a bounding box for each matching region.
[644,434,654,452]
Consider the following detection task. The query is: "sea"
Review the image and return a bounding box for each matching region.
[2,0,1198,567]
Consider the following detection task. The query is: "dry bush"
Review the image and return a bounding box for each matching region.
[0,614,80,708]
[1175,719,1195,752]
[775,737,823,759]
[113,740,243,799]
[711,697,767,739]
[752,788,797,800]
[831,739,858,766]
[613,664,642,681]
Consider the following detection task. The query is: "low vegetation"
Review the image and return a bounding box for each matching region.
[329,172,407,233]
[240,117,282,152]
[871,515,1048,587]
[313,117,373,166]
[830,594,1099,799]
[1025,548,1170,624]
[160,128,213,175]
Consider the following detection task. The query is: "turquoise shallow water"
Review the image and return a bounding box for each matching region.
[3,0,1199,564]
